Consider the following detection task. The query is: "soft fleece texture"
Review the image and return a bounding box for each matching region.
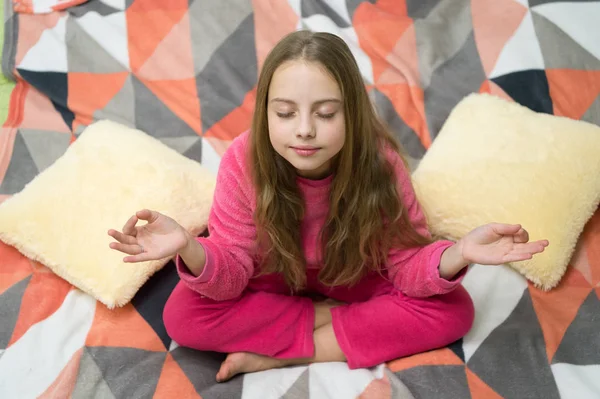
[175,130,464,302]
[412,93,600,290]
[0,120,215,308]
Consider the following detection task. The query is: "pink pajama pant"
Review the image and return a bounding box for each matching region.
[163,269,474,369]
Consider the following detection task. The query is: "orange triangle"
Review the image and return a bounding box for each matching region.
[153,353,201,398]
[138,77,202,135]
[583,208,600,286]
[479,80,491,94]
[137,12,195,81]
[528,267,592,362]
[358,372,391,398]
[465,367,503,399]
[67,72,130,128]
[9,265,73,346]
[472,0,527,76]
[378,23,419,87]
[353,2,412,82]
[204,88,255,141]
[387,347,463,373]
[126,1,189,72]
[546,69,600,120]
[0,242,33,295]
[360,0,408,18]
[85,302,166,351]
[252,0,298,70]
[375,83,431,148]
[38,348,83,399]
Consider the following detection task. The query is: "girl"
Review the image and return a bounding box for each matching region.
[108,31,548,383]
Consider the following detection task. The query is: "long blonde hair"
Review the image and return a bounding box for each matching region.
[250,31,431,291]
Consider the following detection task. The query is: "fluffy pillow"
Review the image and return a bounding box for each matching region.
[412,93,600,290]
[0,120,216,308]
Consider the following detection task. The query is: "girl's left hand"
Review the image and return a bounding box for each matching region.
[460,223,549,265]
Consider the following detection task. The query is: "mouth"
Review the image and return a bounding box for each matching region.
[290,146,320,156]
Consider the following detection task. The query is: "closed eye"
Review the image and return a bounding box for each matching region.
[276,112,294,119]
[317,113,336,119]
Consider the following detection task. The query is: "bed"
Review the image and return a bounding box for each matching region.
[1,0,600,398]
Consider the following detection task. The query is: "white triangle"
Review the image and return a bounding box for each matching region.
[201,138,222,177]
[241,366,308,398]
[168,340,179,351]
[102,0,127,10]
[461,264,528,363]
[301,15,374,84]
[325,0,352,24]
[74,11,130,70]
[532,2,600,61]
[552,364,600,398]
[309,362,380,397]
[18,15,68,72]
[489,11,545,78]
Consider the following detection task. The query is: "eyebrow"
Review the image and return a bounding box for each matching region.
[269,98,342,106]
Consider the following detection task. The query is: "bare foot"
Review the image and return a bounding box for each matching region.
[216,352,288,383]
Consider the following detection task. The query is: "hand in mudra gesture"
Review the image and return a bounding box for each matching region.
[108,209,189,263]
[461,223,549,265]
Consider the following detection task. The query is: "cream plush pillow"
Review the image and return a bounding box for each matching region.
[412,93,600,290]
[0,120,216,308]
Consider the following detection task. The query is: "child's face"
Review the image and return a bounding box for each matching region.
[267,60,345,179]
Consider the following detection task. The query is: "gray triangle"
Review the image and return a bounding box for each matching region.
[69,1,121,17]
[395,366,469,398]
[384,368,415,399]
[467,290,561,399]
[552,291,600,365]
[281,368,310,398]
[66,16,128,73]
[301,0,350,27]
[415,0,472,89]
[0,131,39,195]
[189,0,253,74]
[407,0,443,19]
[132,75,197,138]
[530,0,597,7]
[171,346,243,397]
[346,0,376,20]
[93,74,135,129]
[371,87,426,161]
[582,94,600,124]
[0,276,32,349]
[196,13,257,133]
[19,129,70,172]
[424,31,485,139]
[159,136,201,156]
[72,348,117,399]
[87,347,166,398]
[182,136,203,163]
[532,12,600,70]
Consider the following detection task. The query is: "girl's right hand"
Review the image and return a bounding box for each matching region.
[108,209,190,263]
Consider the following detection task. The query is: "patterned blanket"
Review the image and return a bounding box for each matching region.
[1,0,600,398]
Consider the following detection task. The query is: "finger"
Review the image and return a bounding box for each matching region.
[514,228,530,244]
[504,253,534,263]
[109,242,144,256]
[122,215,139,236]
[123,253,155,263]
[136,209,159,223]
[490,223,522,236]
[107,229,137,245]
[512,242,548,255]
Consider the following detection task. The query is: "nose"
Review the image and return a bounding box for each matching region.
[296,114,315,139]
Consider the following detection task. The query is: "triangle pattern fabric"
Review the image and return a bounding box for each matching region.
[472,0,527,76]
[546,69,600,120]
[491,69,553,114]
[72,347,117,399]
[467,289,561,399]
[529,267,593,362]
[280,368,310,399]
[531,12,600,70]
[85,302,166,352]
[0,242,33,296]
[465,367,504,399]
[196,14,257,133]
[153,353,201,399]
[582,93,600,125]
[86,347,166,398]
[301,0,350,27]
[65,16,128,73]
[93,73,136,128]
[69,0,123,18]
[531,1,600,61]
[252,0,298,69]
[18,15,68,73]
[395,365,470,399]
[489,11,545,79]
[406,0,442,20]
[377,23,419,87]
[387,347,464,373]
[551,363,600,399]
[0,276,32,349]
[132,75,198,138]
[552,291,600,365]
[37,348,83,399]
[19,129,70,172]
[0,130,39,195]
[203,88,255,142]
